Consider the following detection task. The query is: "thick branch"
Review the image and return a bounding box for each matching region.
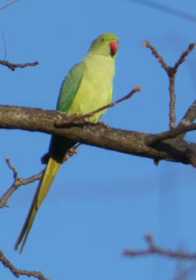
[0,105,195,166]
[123,235,196,261]
[0,250,47,280]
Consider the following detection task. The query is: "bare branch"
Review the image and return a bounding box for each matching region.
[0,59,39,71]
[56,86,141,127]
[0,249,48,280]
[174,43,196,70]
[6,158,18,181]
[0,158,42,208]
[180,100,196,126]
[123,234,196,260]
[0,105,195,166]
[144,41,169,72]
[1,145,79,208]
[147,124,196,145]
[145,41,196,130]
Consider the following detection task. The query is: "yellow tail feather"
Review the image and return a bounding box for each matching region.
[15,158,61,252]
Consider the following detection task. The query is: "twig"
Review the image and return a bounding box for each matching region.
[145,41,196,129]
[0,158,42,208]
[1,146,79,208]
[144,41,169,72]
[174,43,196,70]
[147,100,196,146]
[55,86,141,127]
[0,249,48,280]
[147,124,196,145]
[123,234,196,260]
[180,100,196,126]
[0,59,39,71]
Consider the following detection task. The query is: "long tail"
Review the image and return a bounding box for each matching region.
[15,158,61,253]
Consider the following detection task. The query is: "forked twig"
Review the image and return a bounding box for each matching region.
[0,249,48,280]
[1,146,79,208]
[0,158,42,208]
[124,234,196,260]
[145,41,196,129]
[147,123,196,145]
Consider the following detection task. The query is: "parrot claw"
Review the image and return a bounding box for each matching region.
[63,147,78,162]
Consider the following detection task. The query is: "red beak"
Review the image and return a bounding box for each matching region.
[110,40,119,56]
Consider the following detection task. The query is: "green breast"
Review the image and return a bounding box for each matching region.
[67,54,115,123]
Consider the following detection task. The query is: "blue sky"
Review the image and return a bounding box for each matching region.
[0,0,196,279]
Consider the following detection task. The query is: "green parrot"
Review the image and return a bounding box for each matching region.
[15,32,119,252]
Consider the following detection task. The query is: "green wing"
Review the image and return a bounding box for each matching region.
[57,62,85,112]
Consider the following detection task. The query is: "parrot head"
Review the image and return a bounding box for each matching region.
[89,33,119,58]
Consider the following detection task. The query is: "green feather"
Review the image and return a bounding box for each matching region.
[57,63,85,112]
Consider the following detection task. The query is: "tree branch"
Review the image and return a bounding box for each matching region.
[0,59,39,71]
[0,249,48,280]
[147,123,196,145]
[0,158,42,208]
[0,145,79,208]
[180,100,196,126]
[123,235,196,260]
[0,104,195,166]
[145,41,196,129]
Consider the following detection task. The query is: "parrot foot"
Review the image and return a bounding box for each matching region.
[63,147,78,162]
[41,145,79,164]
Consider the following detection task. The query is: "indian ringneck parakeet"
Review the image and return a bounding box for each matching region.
[15,32,119,252]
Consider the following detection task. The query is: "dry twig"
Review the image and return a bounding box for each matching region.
[147,124,196,145]
[1,146,79,208]
[147,99,196,146]
[145,41,196,129]
[0,158,42,208]
[123,234,196,260]
[180,100,196,126]
[0,59,39,71]
[0,249,48,280]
